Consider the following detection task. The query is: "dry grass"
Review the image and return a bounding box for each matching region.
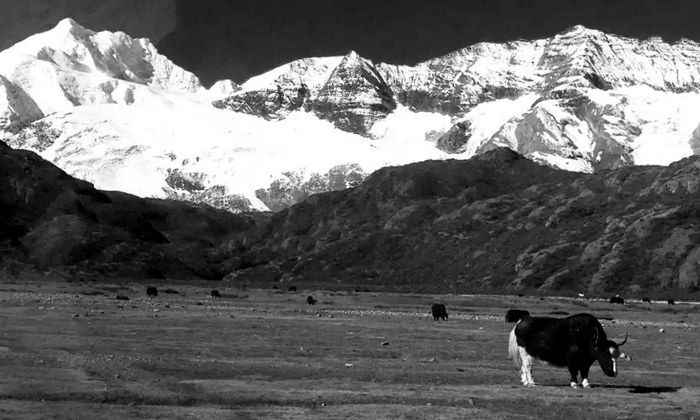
[1,281,699,419]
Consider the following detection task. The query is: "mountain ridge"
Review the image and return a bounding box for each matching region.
[224,148,700,295]
[2,19,700,213]
[4,138,699,295]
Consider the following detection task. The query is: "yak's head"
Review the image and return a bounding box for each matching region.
[594,330,630,377]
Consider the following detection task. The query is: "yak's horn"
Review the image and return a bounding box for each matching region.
[616,333,628,346]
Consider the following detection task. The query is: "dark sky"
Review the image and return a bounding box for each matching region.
[160,0,697,85]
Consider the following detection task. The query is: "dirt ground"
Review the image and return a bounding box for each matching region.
[1,280,698,420]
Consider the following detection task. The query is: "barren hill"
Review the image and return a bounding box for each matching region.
[2,114,700,294]
[226,148,700,295]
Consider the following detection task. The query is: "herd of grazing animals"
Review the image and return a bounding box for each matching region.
[133,286,685,389]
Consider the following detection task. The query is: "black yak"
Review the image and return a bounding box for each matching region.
[505,309,530,323]
[211,290,221,298]
[641,297,651,303]
[667,299,675,305]
[609,295,624,304]
[307,296,317,305]
[431,304,448,321]
[146,286,158,297]
[508,313,629,388]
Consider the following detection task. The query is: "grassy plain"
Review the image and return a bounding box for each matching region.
[1,280,698,419]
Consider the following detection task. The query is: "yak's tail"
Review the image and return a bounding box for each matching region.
[508,325,522,367]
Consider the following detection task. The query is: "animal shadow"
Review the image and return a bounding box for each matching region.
[628,385,681,394]
[540,384,681,394]
[594,384,681,394]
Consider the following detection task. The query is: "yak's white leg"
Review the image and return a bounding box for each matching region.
[518,346,536,386]
[570,381,580,388]
[582,378,590,389]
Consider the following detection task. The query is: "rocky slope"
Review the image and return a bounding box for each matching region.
[223,148,700,295]
[0,140,254,280]
[2,142,699,294]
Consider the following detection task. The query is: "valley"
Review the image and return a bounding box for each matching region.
[1,280,698,419]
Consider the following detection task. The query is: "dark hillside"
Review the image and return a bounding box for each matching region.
[0,141,256,280]
[2,141,699,296]
[226,148,700,295]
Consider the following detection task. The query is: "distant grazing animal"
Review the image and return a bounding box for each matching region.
[431,303,448,321]
[509,313,629,388]
[211,289,221,298]
[549,310,569,316]
[505,309,530,323]
[667,299,675,305]
[288,286,297,292]
[163,288,179,294]
[307,296,317,305]
[272,285,279,290]
[146,286,158,297]
[641,297,651,303]
[115,295,129,301]
[609,295,624,305]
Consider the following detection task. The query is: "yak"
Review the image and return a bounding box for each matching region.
[505,309,530,323]
[431,304,448,321]
[211,289,221,298]
[609,295,624,304]
[307,296,317,305]
[146,286,158,297]
[508,313,629,388]
[641,297,651,303]
[667,299,675,305]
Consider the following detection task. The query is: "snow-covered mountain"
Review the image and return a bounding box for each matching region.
[226,24,700,172]
[2,19,700,212]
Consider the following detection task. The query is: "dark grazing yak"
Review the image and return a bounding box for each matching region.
[505,309,530,323]
[508,313,629,388]
[609,295,624,304]
[146,286,158,297]
[431,304,448,321]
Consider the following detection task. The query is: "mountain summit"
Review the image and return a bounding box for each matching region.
[0,17,201,120]
[2,20,700,211]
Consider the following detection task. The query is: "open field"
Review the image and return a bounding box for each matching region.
[1,280,699,419]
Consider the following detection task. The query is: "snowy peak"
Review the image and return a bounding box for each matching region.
[556,24,606,40]
[0,18,203,118]
[240,56,342,95]
[52,17,91,38]
[4,20,700,214]
[9,17,203,93]
[540,24,700,93]
[311,50,397,135]
[216,50,398,136]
